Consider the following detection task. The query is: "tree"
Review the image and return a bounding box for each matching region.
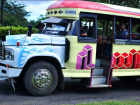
[34,14,46,27]
[87,0,140,9]
[29,20,36,27]
[1,0,4,26]
[0,1,30,27]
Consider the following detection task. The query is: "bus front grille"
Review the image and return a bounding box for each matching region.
[0,44,4,59]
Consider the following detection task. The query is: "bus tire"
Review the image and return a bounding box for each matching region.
[23,61,58,96]
[118,76,137,82]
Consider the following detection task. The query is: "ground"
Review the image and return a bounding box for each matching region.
[0,77,140,105]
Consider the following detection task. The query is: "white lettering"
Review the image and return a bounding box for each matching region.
[65,10,76,15]
[115,41,125,45]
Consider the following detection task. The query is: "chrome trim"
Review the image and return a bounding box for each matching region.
[32,69,52,89]
[0,42,4,59]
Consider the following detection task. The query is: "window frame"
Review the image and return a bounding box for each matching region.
[78,12,98,43]
[114,17,140,45]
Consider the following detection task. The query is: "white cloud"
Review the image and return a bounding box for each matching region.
[15,1,56,21]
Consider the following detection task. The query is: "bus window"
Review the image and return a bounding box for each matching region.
[80,17,95,38]
[115,17,129,39]
[68,21,77,36]
[131,18,140,40]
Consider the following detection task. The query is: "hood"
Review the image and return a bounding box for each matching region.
[3,34,66,46]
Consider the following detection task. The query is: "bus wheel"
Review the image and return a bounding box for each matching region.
[23,61,58,96]
[118,76,137,82]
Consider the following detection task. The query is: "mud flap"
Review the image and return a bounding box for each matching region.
[6,78,15,91]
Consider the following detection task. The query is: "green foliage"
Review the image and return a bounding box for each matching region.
[29,14,47,27]
[0,1,30,27]
[76,100,140,105]
[0,26,39,36]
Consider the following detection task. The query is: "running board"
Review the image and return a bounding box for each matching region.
[87,84,112,88]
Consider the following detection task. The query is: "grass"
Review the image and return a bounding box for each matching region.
[76,100,140,105]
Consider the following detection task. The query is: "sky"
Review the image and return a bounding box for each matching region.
[14,1,56,21]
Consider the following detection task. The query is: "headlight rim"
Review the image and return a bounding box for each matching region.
[5,49,14,60]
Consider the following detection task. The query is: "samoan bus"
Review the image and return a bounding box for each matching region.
[0,1,140,96]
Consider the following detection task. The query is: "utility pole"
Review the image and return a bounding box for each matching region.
[1,0,4,27]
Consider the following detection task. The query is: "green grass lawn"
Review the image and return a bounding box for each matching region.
[76,100,140,105]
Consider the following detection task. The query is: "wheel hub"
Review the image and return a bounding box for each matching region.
[32,69,52,89]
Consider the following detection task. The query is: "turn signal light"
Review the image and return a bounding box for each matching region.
[7,64,9,68]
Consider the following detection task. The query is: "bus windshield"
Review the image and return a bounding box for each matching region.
[42,23,68,36]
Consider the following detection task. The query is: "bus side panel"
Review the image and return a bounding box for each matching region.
[65,36,97,70]
[111,44,140,76]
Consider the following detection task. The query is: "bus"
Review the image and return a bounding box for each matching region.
[0,0,140,96]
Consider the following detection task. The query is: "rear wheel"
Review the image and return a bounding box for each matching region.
[23,61,58,96]
[118,76,137,82]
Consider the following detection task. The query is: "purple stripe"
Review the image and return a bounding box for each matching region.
[90,69,94,88]
[107,54,113,84]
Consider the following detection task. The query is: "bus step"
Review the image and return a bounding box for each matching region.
[95,59,100,67]
[92,76,106,84]
[93,67,104,76]
[90,84,110,88]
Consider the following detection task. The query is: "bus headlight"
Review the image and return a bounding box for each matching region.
[5,50,14,60]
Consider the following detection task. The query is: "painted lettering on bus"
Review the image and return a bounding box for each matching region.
[65,10,76,15]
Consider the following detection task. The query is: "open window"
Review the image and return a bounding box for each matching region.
[114,16,140,45]
[131,18,140,40]
[78,13,97,43]
[115,16,129,40]
[80,17,95,37]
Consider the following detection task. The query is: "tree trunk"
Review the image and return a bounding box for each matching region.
[1,0,4,26]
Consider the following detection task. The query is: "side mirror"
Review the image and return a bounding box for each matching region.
[28,24,32,37]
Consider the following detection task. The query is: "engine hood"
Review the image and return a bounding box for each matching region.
[3,34,66,46]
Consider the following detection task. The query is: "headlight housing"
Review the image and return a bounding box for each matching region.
[5,50,14,60]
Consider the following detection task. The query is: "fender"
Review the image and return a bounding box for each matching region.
[20,53,65,68]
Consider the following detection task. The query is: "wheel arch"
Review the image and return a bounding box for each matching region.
[20,56,65,89]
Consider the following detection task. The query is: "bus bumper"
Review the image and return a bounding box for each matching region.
[0,65,22,80]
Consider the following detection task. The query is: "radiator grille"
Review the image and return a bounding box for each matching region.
[0,43,4,59]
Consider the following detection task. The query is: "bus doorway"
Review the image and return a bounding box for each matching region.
[96,14,113,61]
[95,15,114,87]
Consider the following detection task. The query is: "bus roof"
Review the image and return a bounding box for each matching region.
[47,1,140,19]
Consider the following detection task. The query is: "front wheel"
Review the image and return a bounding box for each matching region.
[23,61,58,96]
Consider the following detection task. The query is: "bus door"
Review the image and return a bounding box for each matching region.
[65,13,110,87]
[66,13,97,71]
[100,20,111,59]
